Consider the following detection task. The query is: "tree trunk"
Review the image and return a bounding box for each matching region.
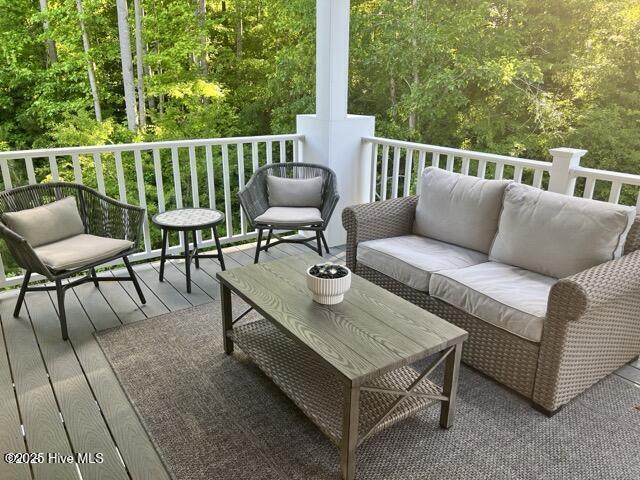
[76,0,102,122]
[134,0,146,127]
[235,3,243,58]
[408,0,419,131]
[196,0,208,75]
[38,0,58,65]
[390,75,397,119]
[116,0,138,131]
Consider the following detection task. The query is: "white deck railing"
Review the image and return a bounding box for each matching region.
[363,137,640,208]
[0,134,303,287]
[2,132,639,288]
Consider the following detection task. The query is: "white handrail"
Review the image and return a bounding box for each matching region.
[362,136,552,170]
[0,133,304,159]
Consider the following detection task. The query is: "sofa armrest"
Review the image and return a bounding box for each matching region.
[533,250,640,411]
[342,196,418,271]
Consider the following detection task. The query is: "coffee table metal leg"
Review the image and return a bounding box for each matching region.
[221,283,233,354]
[213,226,226,271]
[182,230,191,293]
[440,342,462,428]
[340,384,360,480]
[159,228,168,282]
[192,230,200,269]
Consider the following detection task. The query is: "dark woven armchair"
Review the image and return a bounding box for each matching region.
[238,163,339,262]
[0,182,146,340]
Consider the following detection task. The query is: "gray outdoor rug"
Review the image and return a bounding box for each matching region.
[95,302,640,480]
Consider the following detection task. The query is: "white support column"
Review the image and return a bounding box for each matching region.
[548,148,588,195]
[297,0,375,246]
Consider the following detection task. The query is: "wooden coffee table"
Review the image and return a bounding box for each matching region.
[217,253,467,480]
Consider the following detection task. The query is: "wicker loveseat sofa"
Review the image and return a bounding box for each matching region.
[343,167,640,414]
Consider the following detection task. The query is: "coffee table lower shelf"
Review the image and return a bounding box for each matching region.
[228,319,442,446]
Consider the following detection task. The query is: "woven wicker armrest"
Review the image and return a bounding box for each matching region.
[534,249,640,412]
[342,196,418,271]
[81,188,145,247]
[0,223,54,279]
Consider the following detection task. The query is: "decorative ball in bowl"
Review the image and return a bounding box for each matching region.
[306,263,352,305]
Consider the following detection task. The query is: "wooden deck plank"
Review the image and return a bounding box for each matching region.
[616,365,640,385]
[24,291,129,480]
[167,257,221,301]
[0,307,31,480]
[0,294,78,480]
[68,281,125,330]
[149,261,213,305]
[90,272,146,324]
[111,266,170,319]
[134,263,192,312]
[57,285,172,480]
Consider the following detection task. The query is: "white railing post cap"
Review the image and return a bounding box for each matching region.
[549,147,588,159]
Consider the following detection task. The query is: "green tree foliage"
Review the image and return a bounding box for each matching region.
[0,0,638,277]
[1,0,637,173]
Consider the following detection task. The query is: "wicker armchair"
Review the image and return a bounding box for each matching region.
[0,182,146,340]
[238,163,339,262]
[343,196,640,414]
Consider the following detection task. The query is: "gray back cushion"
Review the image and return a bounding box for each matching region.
[2,196,85,247]
[413,167,511,253]
[489,183,637,278]
[267,175,323,208]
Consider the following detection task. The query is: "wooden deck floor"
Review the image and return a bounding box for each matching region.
[0,240,638,480]
[0,240,345,480]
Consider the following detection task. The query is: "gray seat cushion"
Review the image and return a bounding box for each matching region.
[254,207,323,226]
[2,196,85,247]
[430,262,557,342]
[490,183,637,278]
[357,235,488,291]
[34,234,133,271]
[267,175,323,208]
[413,167,511,253]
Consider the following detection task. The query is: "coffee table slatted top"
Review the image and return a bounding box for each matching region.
[217,253,468,386]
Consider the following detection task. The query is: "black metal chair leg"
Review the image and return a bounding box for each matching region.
[213,226,226,271]
[182,230,191,293]
[55,279,69,341]
[13,271,31,317]
[320,232,330,254]
[123,256,146,304]
[159,228,168,282]
[265,228,273,251]
[316,231,323,257]
[254,228,263,264]
[192,230,200,269]
[90,267,100,288]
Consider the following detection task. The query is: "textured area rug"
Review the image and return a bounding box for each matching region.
[96,302,640,480]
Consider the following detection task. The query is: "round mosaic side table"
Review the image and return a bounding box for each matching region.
[151,208,226,293]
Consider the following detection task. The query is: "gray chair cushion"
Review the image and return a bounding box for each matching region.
[267,175,323,208]
[34,234,133,271]
[489,183,637,278]
[254,207,323,226]
[357,235,488,291]
[2,196,85,248]
[413,167,511,254]
[430,262,556,342]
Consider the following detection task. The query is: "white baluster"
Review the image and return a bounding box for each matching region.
[152,148,165,212]
[221,144,233,238]
[93,153,105,194]
[403,149,414,197]
[391,147,401,199]
[114,151,127,202]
